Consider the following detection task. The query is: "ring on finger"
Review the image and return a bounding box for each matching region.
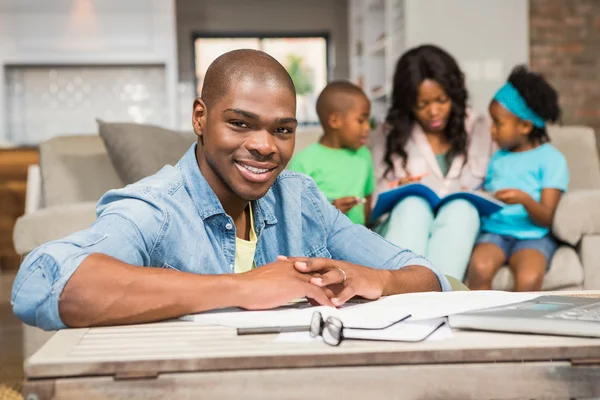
[336,267,347,283]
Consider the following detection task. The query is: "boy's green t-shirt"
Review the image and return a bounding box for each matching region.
[287,143,376,225]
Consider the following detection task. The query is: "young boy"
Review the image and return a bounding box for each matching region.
[288,80,374,225]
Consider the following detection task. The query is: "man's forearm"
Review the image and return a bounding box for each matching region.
[380,265,442,296]
[59,253,243,328]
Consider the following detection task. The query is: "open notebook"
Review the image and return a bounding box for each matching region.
[180,291,541,341]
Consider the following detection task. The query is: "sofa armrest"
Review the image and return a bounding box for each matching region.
[580,235,600,290]
[553,190,600,246]
[12,202,97,255]
[25,164,42,214]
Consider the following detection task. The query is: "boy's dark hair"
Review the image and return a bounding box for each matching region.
[508,65,561,144]
[316,80,367,129]
[384,44,468,177]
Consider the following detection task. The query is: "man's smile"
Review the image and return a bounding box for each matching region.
[234,160,278,183]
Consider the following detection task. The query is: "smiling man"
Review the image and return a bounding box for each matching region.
[12,50,450,331]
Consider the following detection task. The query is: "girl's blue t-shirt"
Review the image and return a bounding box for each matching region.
[482,143,569,239]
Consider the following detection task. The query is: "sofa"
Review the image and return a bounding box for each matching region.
[13,124,600,292]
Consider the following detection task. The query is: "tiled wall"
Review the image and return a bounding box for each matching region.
[6,65,169,145]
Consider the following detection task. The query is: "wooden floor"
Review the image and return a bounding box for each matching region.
[0,272,23,399]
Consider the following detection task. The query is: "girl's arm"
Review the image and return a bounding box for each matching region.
[521,188,563,227]
[495,188,563,228]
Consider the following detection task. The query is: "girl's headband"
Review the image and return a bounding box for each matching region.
[493,82,545,128]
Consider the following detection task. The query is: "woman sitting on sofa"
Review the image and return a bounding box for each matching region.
[370,44,495,281]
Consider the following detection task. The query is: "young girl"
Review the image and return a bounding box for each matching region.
[467,65,568,292]
[371,45,494,280]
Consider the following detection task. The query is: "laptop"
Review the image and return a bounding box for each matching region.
[448,295,600,338]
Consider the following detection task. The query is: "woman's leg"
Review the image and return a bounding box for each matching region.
[382,196,434,256]
[426,199,480,280]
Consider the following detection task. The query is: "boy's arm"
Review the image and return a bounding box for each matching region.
[364,194,372,225]
[364,149,376,225]
[332,197,361,214]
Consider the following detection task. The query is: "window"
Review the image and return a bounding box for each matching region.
[193,34,329,125]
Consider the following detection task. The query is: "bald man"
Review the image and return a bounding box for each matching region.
[13,50,451,331]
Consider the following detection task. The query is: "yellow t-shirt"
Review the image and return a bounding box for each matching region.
[234,204,257,274]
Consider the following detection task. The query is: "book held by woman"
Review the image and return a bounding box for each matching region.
[370,181,505,223]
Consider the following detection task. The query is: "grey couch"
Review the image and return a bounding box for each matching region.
[13,125,600,291]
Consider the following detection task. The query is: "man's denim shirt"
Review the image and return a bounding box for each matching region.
[12,144,451,330]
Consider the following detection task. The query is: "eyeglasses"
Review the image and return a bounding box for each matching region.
[309,311,412,346]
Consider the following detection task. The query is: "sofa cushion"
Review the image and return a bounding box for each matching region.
[40,135,123,207]
[98,119,197,185]
[13,202,98,255]
[548,125,600,191]
[491,245,584,291]
[553,189,600,246]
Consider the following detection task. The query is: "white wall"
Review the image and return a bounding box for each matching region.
[405,0,529,113]
[0,0,178,144]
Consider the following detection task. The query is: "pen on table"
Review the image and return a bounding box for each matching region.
[237,325,309,335]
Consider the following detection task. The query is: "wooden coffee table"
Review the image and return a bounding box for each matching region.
[22,292,600,400]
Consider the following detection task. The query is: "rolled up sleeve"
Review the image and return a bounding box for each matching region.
[11,192,165,330]
[12,250,91,330]
[307,180,452,292]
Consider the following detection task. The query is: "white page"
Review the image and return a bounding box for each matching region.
[180,305,327,328]
[180,291,541,328]
[179,300,409,329]
[424,320,453,341]
[375,290,541,321]
[181,301,351,328]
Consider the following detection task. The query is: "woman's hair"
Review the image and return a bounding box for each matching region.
[383,44,468,177]
[507,65,561,144]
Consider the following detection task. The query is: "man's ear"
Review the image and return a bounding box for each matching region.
[328,111,344,130]
[518,119,533,137]
[192,97,208,144]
